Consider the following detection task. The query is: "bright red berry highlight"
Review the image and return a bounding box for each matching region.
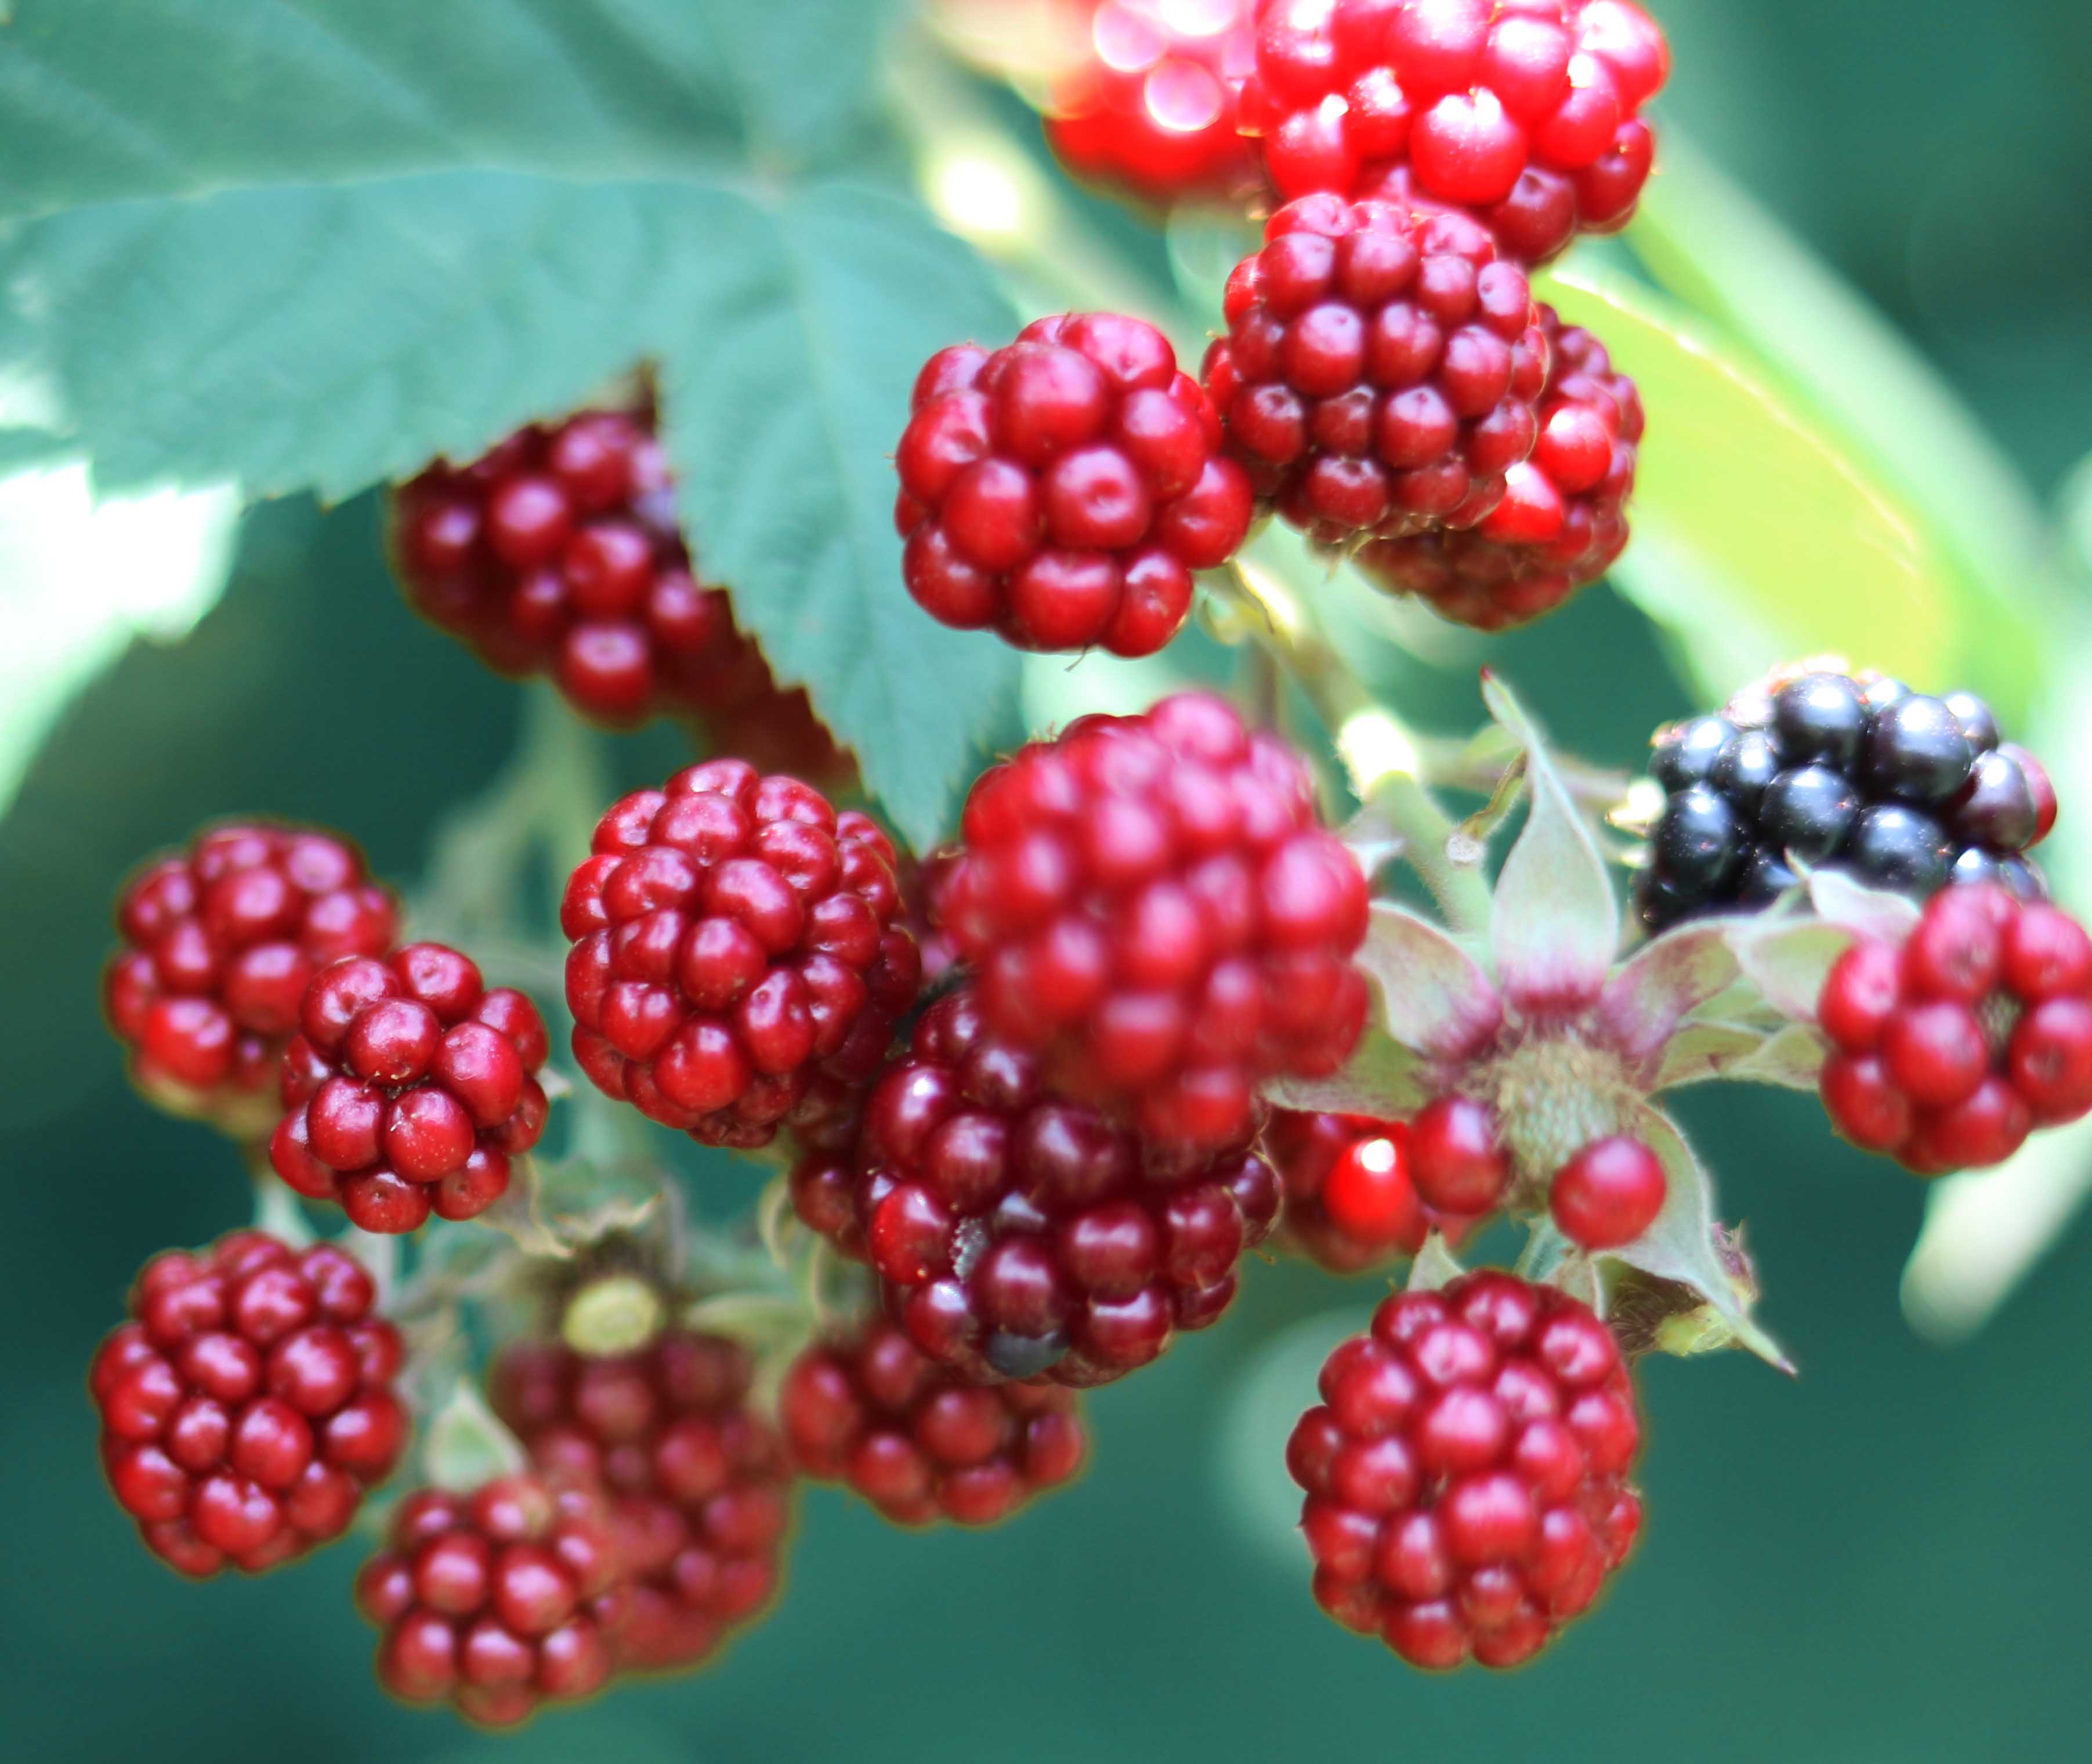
[1266,1110,1483,1273]
[895,313,1254,656]
[1548,1134,1665,1249]
[1291,1271,1644,1670]
[91,1231,406,1577]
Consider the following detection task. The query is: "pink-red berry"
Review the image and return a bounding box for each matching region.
[780,1318,1088,1524]
[91,1231,407,1577]
[356,1473,627,1726]
[1407,1095,1512,1215]
[104,823,399,1138]
[1548,1134,1664,1249]
[562,761,920,1150]
[269,944,550,1234]
[895,313,1255,656]
[1266,1110,1484,1272]
[1291,1270,1644,1670]
[492,1332,794,1675]
[941,691,1370,1151]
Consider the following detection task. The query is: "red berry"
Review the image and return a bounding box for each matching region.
[1268,1110,1487,1272]
[942,691,1370,1151]
[562,763,920,1150]
[779,1318,1087,1524]
[491,1332,794,1675]
[1357,305,1638,628]
[357,1473,627,1725]
[1547,1135,1664,1249]
[104,824,399,1138]
[1292,1271,1644,1670]
[896,314,1254,655]
[91,1233,405,1576]
[1407,1095,1511,1215]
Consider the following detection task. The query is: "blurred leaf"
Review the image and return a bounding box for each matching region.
[1728,916,1854,1022]
[1353,903,1503,1060]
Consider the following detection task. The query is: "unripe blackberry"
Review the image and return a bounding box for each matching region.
[1266,1110,1487,1273]
[1044,0,1263,208]
[1204,195,1548,549]
[780,1318,1087,1524]
[1239,0,1669,263]
[91,1231,406,1577]
[795,986,1282,1385]
[1356,305,1638,628]
[392,406,848,781]
[492,1332,794,1674]
[104,823,399,1138]
[895,313,1255,656]
[1292,1272,1644,1670]
[562,761,921,1150]
[1635,665,2055,933]
[356,1473,627,1726]
[268,944,550,1234]
[942,691,1370,1151]
[1818,883,2092,1174]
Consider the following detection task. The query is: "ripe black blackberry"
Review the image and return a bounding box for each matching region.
[1635,665,2055,932]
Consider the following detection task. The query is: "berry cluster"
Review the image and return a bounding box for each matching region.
[1268,1106,1505,1272]
[91,1231,406,1577]
[562,760,920,1149]
[780,1318,1088,1524]
[104,824,398,1137]
[270,943,551,1233]
[1293,1272,1644,1669]
[791,986,1282,1383]
[393,407,846,778]
[1637,668,2055,933]
[939,691,1369,1150]
[895,313,1255,655]
[1818,883,2092,1174]
[493,1332,794,1674]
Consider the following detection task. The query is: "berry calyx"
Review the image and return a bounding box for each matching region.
[561,762,920,1149]
[91,1231,406,1577]
[896,313,1255,655]
[1291,1270,1644,1671]
[492,1332,794,1675]
[941,690,1370,1150]
[104,823,399,1138]
[1548,1134,1664,1249]
[780,1318,1087,1524]
[269,943,550,1233]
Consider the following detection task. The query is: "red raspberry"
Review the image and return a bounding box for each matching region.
[1044,1,1264,207]
[356,1473,627,1726]
[1203,196,1548,549]
[942,691,1370,1150]
[90,1231,406,1577]
[1239,0,1669,263]
[1818,883,2092,1174]
[491,1332,794,1675]
[780,1318,1088,1523]
[792,986,1282,1384]
[392,407,849,781]
[1291,1271,1644,1670]
[268,944,551,1234]
[1547,1134,1664,1249]
[103,823,399,1138]
[895,313,1255,656]
[1357,305,1638,627]
[561,761,921,1150]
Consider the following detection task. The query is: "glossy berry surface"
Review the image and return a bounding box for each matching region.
[1291,1271,1644,1671]
[356,1474,627,1727]
[1358,304,1638,628]
[392,406,847,780]
[1818,883,2092,1175]
[1636,666,2054,933]
[1266,1109,1487,1273]
[1044,0,1262,207]
[1204,195,1547,548]
[493,1332,794,1675]
[896,313,1254,655]
[941,691,1370,1150]
[269,944,549,1233]
[562,761,920,1150]
[793,986,1282,1385]
[91,1231,406,1577]
[1548,1134,1664,1249]
[104,823,399,1138]
[1239,0,1669,263]
[780,1318,1087,1524]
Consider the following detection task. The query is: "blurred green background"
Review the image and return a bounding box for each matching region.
[5,2,2092,1759]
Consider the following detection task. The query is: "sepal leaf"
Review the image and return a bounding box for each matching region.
[1598,920,1742,1075]
[1356,902,1504,1060]
[1261,1024,1428,1120]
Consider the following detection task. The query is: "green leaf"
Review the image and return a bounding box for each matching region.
[1355,903,1503,1060]
[420,1377,527,1491]
[1597,920,1740,1073]
[1729,916,1855,1023]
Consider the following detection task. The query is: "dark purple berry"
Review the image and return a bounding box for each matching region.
[1771,673,1866,770]
[1862,694,1974,806]
[1845,804,1952,894]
